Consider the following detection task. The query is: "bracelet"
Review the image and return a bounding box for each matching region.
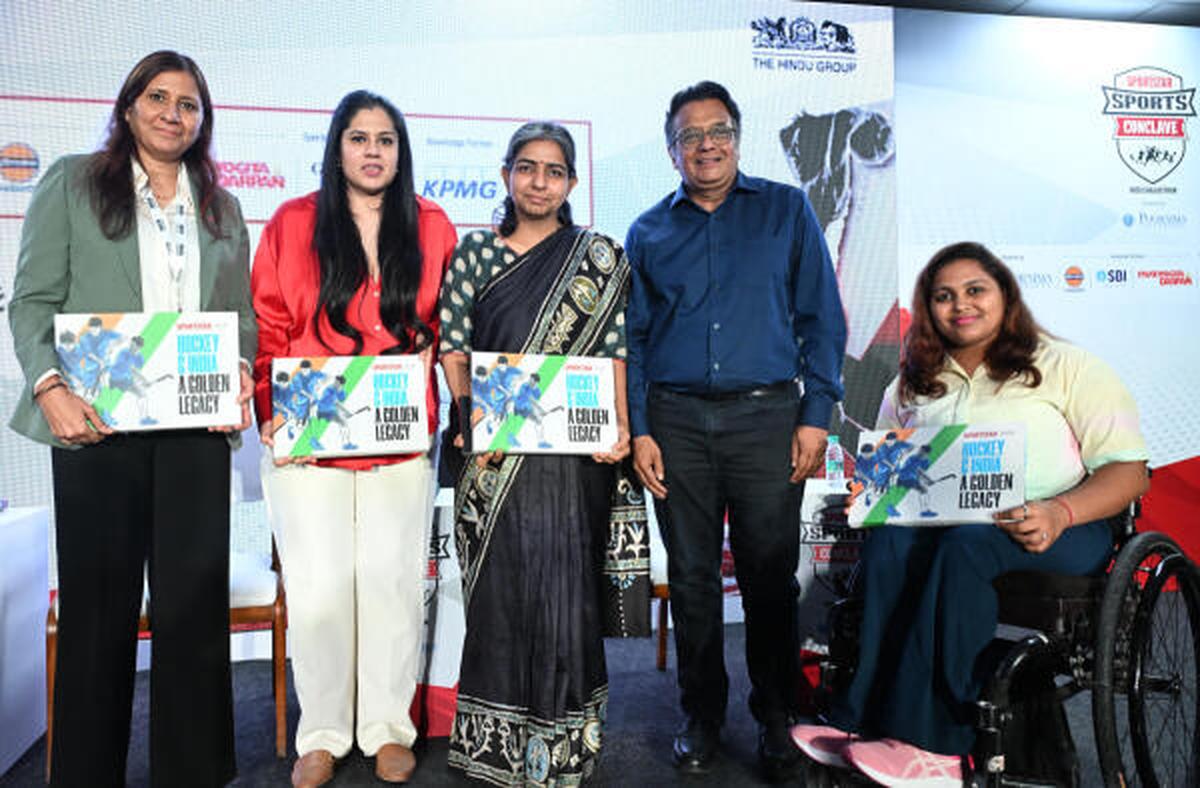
[33,380,67,401]
[1050,496,1075,526]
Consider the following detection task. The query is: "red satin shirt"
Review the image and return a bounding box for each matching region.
[251,192,457,469]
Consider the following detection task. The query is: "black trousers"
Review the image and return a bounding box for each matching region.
[50,431,235,788]
[648,386,803,726]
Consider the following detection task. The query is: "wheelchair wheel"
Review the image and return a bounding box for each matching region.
[1093,532,1200,787]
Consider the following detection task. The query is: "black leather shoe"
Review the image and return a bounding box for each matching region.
[758,718,802,782]
[672,717,719,773]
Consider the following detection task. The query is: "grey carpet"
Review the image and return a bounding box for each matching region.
[0,624,1100,786]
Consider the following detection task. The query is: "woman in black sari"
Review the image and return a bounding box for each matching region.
[439,122,640,785]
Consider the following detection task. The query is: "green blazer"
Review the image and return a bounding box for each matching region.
[7,153,257,447]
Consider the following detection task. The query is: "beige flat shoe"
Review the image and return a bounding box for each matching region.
[375,743,416,783]
[291,749,335,788]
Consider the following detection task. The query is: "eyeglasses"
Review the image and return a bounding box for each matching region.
[672,123,738,150]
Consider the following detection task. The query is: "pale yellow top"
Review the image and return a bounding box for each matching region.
[877,336,1148,501]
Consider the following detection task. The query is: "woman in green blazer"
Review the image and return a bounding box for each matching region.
[7,50,255,788]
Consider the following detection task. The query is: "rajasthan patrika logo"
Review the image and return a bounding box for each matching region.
[1102,67,1195,184]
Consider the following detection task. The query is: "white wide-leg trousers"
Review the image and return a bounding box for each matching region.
[262,456,434,757]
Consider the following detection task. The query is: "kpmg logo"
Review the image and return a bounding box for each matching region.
[420,178,499,200]
[751,16,856,53]
[1102,67,1195,184]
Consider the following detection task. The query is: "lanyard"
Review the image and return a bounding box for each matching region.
[139,186,189,311]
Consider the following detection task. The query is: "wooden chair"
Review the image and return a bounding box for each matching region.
[653,584,671,670]
[44,541,288,781]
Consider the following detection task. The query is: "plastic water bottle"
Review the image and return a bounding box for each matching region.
[825,435,844,481]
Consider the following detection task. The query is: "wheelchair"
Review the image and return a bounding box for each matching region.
[809,500,1200,787]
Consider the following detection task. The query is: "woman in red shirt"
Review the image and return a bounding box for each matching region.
[251,90,456,788]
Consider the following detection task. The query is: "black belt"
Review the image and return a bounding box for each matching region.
[657,381,796,401]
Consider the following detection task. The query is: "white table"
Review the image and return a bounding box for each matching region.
[0,505,49,776]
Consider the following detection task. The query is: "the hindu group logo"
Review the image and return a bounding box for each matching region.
[1102,67,1195,184]
[0,142,39,187]
[1063,265,1086,291]
[751,15,859,74]
[752,16,855,52]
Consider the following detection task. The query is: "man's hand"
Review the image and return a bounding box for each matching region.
[633,434,668,499]
[790,425,827,483]
[36,378,113,445]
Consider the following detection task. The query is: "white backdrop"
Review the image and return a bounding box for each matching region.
[0,1,896,732]
[3,0,1198,734]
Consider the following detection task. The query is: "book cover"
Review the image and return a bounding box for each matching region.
[270,355,429,459]
[469,352,617,455]
[53,312,240,430]
[847,424,1026,526]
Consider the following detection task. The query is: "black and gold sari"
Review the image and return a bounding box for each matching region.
[440,226,648,786]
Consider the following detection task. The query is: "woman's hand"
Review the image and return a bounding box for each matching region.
[259,422,317,467]
[475,449,505,467]
[593,427,630,464]
[994,500,1071,553]
[36,379,114,445]
[210,366,255,433]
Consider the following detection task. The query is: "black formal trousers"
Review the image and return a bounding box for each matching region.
[648,385,803,727]
[50,431,235,788]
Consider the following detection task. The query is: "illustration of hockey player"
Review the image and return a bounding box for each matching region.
[509,373,552,449]
[290,359,325,432]
[896,445,937,518]
[272,371,300,438]
[895,444,958,519]
[106,335,161,426]
[76,316,122,397]
[55,330,86,390]
[471,365,504,435]
[873,432,915,516]
[309,375,357,452]
[853,442,889,507]
[473,358,522,435]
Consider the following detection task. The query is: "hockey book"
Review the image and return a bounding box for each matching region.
[469,352,617,455]
[270,355,429,459]
[53,311,240,430]
[847,424,1026,526]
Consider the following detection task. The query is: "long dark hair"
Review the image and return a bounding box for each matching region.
[312,90,429,355]
[87,50,223,240]
[900,241,1044,403]
[497,121,576,237]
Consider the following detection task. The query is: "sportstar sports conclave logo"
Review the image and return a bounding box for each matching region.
[1102,67,1196,184]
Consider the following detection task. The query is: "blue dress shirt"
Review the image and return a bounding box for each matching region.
[625,172,847,436]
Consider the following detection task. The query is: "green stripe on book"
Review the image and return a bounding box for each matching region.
[861,424,968,525]
[93,312,179,417]
[488,355,567,452]
[289,356,378,457]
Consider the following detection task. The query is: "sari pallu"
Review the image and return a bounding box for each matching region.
[447,226,648,787]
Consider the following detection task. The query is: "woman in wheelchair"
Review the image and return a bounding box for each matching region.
[791,242,1149,787]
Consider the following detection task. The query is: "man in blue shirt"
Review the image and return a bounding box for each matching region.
[626,80,847,780]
